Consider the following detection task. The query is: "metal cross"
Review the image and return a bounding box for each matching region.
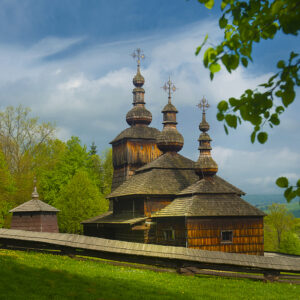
[131,48,145,67]
[162,77,176,103]
[197,97,210,113]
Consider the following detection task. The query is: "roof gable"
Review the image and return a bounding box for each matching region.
[10,200,59,213]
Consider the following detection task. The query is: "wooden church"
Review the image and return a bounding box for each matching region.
[82,49,265,255]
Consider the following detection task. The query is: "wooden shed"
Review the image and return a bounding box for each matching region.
[10,185,59,233]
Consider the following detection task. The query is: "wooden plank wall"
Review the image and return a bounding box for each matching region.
[114,198,144,216]
[187,217,264,255]
[111,140,161,190]
[144,198,172,217]
[11,212,59,233]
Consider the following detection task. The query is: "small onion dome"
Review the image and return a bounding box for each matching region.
[162,102,178,113]
[126,106,152,126]
[133,68,145,87]
[162,103,178,125]
[157,127,184,153]
[195,131,218,177]
[199,115,209,132]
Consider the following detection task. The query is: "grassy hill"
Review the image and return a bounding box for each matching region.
[244,194,300,217]
[0,249,299,300]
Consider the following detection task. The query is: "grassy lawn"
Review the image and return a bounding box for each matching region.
[0,249,299,300]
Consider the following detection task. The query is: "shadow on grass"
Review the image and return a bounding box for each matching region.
[0,255,185,300]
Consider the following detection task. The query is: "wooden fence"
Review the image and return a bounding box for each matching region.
[0,228,299,284]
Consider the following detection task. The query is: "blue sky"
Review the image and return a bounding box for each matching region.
[0,0,299,194]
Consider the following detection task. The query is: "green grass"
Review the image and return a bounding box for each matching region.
[0,249,299,300]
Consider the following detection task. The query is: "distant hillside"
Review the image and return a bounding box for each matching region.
[243,194,300,218]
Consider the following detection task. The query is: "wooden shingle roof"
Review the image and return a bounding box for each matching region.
[81,211,147,225]
[110,126,160,144]
[108,152,198,198]
[152,194,265,217]
[9,200,59,213]
[177,176,245,196]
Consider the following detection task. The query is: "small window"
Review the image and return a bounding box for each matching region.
[163,229,175,241]
[221,230,233,243]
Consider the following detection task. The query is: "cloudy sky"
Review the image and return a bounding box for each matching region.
[0,0,299,194]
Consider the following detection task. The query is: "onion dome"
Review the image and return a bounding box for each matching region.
[126,48,152,126]
[195,97,218,178]
[157,78,184,153]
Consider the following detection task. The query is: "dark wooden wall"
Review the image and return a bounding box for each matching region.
[113,198,144,216]
[84,223,145,243]
[155,217,186,247]
[11,212,59,233]
[187,217,264,255]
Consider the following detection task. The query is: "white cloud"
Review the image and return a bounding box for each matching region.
[0,19,299,194]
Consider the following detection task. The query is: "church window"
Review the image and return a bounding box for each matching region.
[163,229,175,241]
[221,230,233,243]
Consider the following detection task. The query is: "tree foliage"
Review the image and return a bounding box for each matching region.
[196,0,300,201]
[54,169,108,234]
[0,106,113,231]
[264,203,299,254]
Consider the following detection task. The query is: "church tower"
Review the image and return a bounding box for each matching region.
[110,49,161,190]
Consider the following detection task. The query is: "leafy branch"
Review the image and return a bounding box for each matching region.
[195,0,300,201]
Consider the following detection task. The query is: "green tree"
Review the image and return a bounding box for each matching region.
[54,169,108,234]
[0,150,16,228]
[89,141,97,155]
[196,0,300,201]
[264,203,297,252]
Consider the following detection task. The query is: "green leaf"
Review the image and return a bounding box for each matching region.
[276,177,289,188]
[224,124,228,135]
[219,16,227,29]
[225,114,237,128]
[204,0,214,9]
[284,186,294,203]
[209,63,221,74]
[277,60,285,68]
[282,88,295,107]
[195,34,208,56]
[275,106,284,114]
[217,101,228,112]
[257,132,268,144]
[216,112,224,121]
[221,1,228,11]
[297,179,300,188]
[241,57,248,67]
[250,131,256,143]
[270,114,280,126]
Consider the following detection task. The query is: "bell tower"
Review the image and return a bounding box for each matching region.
[110,49,161,191]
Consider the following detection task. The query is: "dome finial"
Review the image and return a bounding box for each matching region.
[131,48,145,72]
[157,77,183,153]
[32,176,39,200]
[162,76,177,104]
[126,48,152,126]
[195,97,218,178]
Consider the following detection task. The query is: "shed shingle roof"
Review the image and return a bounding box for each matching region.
[108,152,198,198]
[81,211,147,225]
[152,194,265,217]
[9,200,59,213]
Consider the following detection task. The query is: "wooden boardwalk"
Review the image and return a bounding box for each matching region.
[0,228,299,282]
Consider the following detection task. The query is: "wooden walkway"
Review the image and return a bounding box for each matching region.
[0,228,299,282]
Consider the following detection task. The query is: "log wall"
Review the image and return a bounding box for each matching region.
[187,217,264,255]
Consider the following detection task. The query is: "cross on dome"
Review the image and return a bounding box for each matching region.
[162,77,177,104]
[131,48,145,68]
[197,97,210,113]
